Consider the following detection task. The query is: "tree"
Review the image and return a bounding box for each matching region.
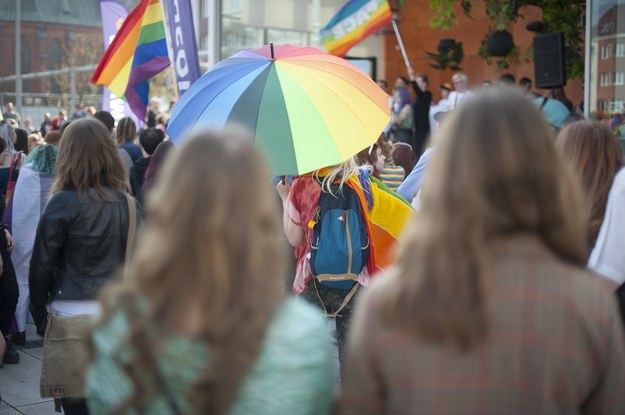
[427,0,585,78]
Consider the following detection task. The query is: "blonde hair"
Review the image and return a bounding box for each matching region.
[378,88,586,350]
[556,120,624,253]
[51,118,127,200]
[94,130,284,414]
[115,117,137,147]
[315,157,366,195]
[452,72,468,83]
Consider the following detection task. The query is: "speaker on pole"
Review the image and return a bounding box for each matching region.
[533,32,566,89]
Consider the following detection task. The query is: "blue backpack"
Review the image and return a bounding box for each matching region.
[309,182,370,290]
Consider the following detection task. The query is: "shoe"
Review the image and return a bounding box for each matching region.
[10,331,25,346]
[2,337,19,364]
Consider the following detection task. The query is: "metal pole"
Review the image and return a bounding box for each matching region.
[584,0,590,119]
[311,0,321,47]
[391,19,413,76]
[15,0,22,120]
[70,68,76,113]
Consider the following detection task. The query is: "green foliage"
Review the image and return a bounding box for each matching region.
[426,0,585,79]
[426,42,464,70]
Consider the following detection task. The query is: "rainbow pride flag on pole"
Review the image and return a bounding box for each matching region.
[321,0,392,57]
[91,0,170,119]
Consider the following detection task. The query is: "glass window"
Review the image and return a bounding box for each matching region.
[615,71,625,85]
[600,73,610,86]
[617,43,625,57]
[601,44,610,59]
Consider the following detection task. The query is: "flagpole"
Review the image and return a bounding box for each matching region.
[391,19,413,76]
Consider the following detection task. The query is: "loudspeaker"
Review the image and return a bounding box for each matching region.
[533,32,566,89]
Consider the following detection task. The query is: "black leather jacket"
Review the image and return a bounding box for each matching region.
[29,188,141,329]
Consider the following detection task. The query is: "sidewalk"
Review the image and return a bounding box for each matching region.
[0,324,53,415]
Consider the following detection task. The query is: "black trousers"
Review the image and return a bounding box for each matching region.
[0,244,18,335]
[299,280,362,369]
[61,398,90,415]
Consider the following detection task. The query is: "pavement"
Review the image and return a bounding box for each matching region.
[0,324,54,414]
[0,321,340,414]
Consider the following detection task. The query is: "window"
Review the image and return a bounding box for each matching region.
[615,71,625,86]
[611,99,625,112]
[617,43,625,58]
[600,73,610,86]
[601,44,611,59]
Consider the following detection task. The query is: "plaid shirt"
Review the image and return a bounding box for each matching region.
[340,236,625,415]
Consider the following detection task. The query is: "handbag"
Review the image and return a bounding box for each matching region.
[39,193,138,410]
[5,152,21,206]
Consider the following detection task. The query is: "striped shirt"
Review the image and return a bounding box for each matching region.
[379,164,405,191]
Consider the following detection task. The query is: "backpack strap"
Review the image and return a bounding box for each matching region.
[313,278,359,318]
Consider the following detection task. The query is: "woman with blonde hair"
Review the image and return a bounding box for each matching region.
[340,89,625,414]
[556,120,624,257]
[29,118,140,415]
[85,131,334,415]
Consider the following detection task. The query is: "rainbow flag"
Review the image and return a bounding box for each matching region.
[321,0,392,57]
[91,0,170,119]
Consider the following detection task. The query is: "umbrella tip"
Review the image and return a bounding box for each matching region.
[270,42,275,60]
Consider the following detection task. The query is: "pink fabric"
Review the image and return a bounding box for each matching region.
[286,177,322,294]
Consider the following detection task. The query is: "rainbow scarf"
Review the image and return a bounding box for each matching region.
[91,0,170,119]
[321,0,392,57]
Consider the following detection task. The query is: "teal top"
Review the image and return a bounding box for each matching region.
[85,297,335,415]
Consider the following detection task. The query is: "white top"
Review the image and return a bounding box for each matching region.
[447,90,473,110]
[51,300,101,317]
[588,168,625,285]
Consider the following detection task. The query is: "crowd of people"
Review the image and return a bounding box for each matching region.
[0,70,624,415]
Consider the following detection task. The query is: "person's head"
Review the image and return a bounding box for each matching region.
[556,120,624,251]
[149,98,160,111]
[52,118,127,200]
[0,121,16,152]
[43,112,51,122]
[86,106,96,117]
[24,117,31,128]
[376,79,389,93]
[142,141,175,193]
[392,87,412,109]
[379,88,586,351]
[498,73,516,86]
[0,136,7,166]
[392,142,417,174]
[28,134,40,151]
[58,110,67,118]
[480,80,493,90]
[395,76,410,89]
[14,128,28,153]
[415,74,429,91]
[115,117,137,146]
[7,118,19,129]
[93,110,115,133]
[451,72,468,92]
[5,102,13,112]
[439,83,452,99]
[26,144,59,176]
[58,120,72,138]
[519,77,532,93]
[44,131,62,147]
[355,141,385,178]
[138,128,165,156]
[95,130,284,414]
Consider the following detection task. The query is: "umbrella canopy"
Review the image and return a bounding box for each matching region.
[167,44,390,175]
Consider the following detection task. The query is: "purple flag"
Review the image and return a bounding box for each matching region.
[165,0,201,96]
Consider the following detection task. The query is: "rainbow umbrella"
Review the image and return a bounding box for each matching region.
[167,44,390,175]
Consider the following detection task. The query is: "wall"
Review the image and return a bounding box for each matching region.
[383,1,583,106]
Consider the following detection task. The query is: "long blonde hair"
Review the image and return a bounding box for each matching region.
[51,118,127,200]
[315,157,367,195]
[94,130,284,414]
[378,88,586,350]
